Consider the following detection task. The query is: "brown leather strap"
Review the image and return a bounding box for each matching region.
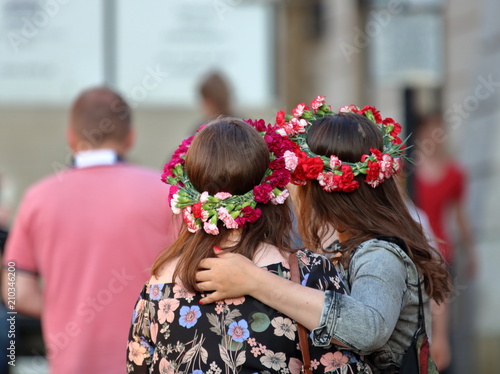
[289,253,313,374]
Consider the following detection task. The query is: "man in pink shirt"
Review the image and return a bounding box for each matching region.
[1,87,177,374]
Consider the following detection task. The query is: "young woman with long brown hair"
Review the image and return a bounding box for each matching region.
[196,99,452,373]
[126,117,371,374]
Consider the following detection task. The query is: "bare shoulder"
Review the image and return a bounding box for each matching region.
[149,258,178,284]
[252,243,289,267]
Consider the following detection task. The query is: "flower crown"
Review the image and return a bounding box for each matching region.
[276,96,407,192]
[161,120,296,235]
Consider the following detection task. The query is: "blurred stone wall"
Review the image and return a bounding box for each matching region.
[445,0,500,373]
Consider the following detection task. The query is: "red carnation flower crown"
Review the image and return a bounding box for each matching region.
[161,120,296,235]
[276,96,408,192]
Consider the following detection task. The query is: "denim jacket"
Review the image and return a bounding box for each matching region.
[311,238,432,373]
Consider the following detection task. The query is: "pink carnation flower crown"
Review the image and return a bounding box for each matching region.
[161,120,296,235]
[276,96,408,192]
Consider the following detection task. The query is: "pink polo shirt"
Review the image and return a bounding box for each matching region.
[4,162,177,374]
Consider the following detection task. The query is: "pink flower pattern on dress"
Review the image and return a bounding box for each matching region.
[224,296,245,305]
[159,357,175,374]
[320,351,349,372]
[173,284,195,299]
[158,298,180,324]
[128,341,147,366]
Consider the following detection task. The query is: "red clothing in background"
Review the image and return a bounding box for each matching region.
[414,162,465,264]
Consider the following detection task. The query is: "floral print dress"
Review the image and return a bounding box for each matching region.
[126,250,372,374]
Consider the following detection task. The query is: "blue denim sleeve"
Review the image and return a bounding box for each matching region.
[311,242,408,353]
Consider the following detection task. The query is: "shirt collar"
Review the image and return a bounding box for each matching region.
[74,149,120,169]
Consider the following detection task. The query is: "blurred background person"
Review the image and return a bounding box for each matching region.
[397,169,452,372]
[1,87,177,374]
[413,113,477,277]
[413,113,478,373]
[189,71,238,136]
[198,71,234,121]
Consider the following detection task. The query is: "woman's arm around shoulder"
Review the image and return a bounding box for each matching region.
[196,251,326,332]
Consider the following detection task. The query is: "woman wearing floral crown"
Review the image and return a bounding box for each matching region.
[196,100,452,373]
[126,117,372,374]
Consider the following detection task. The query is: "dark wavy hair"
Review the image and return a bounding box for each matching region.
[294,113,452,303]
[151,118,295,292]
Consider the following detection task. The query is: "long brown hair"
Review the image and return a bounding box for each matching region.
[295,113,452,303]
[152,118,294,291]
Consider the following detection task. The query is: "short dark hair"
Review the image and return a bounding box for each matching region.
[70,87,131,146]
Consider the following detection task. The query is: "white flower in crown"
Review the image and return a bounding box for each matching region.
[366,178,381,188]
[317,172,335,192]
[393,158,402,173]
[278,120,295,136]
[200,191,209,203]
[282,118,308,136]
[182,207,199,233]
[329,155,342,170]
[292,103,308,118]
[170,194,181,214]
[338,104,358,113]
[276,128,287,137]
[298,118,308,132]
[380,154,393,179]
[290,118,308,133]
[310,95,326,110]
[199,207,209,222]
